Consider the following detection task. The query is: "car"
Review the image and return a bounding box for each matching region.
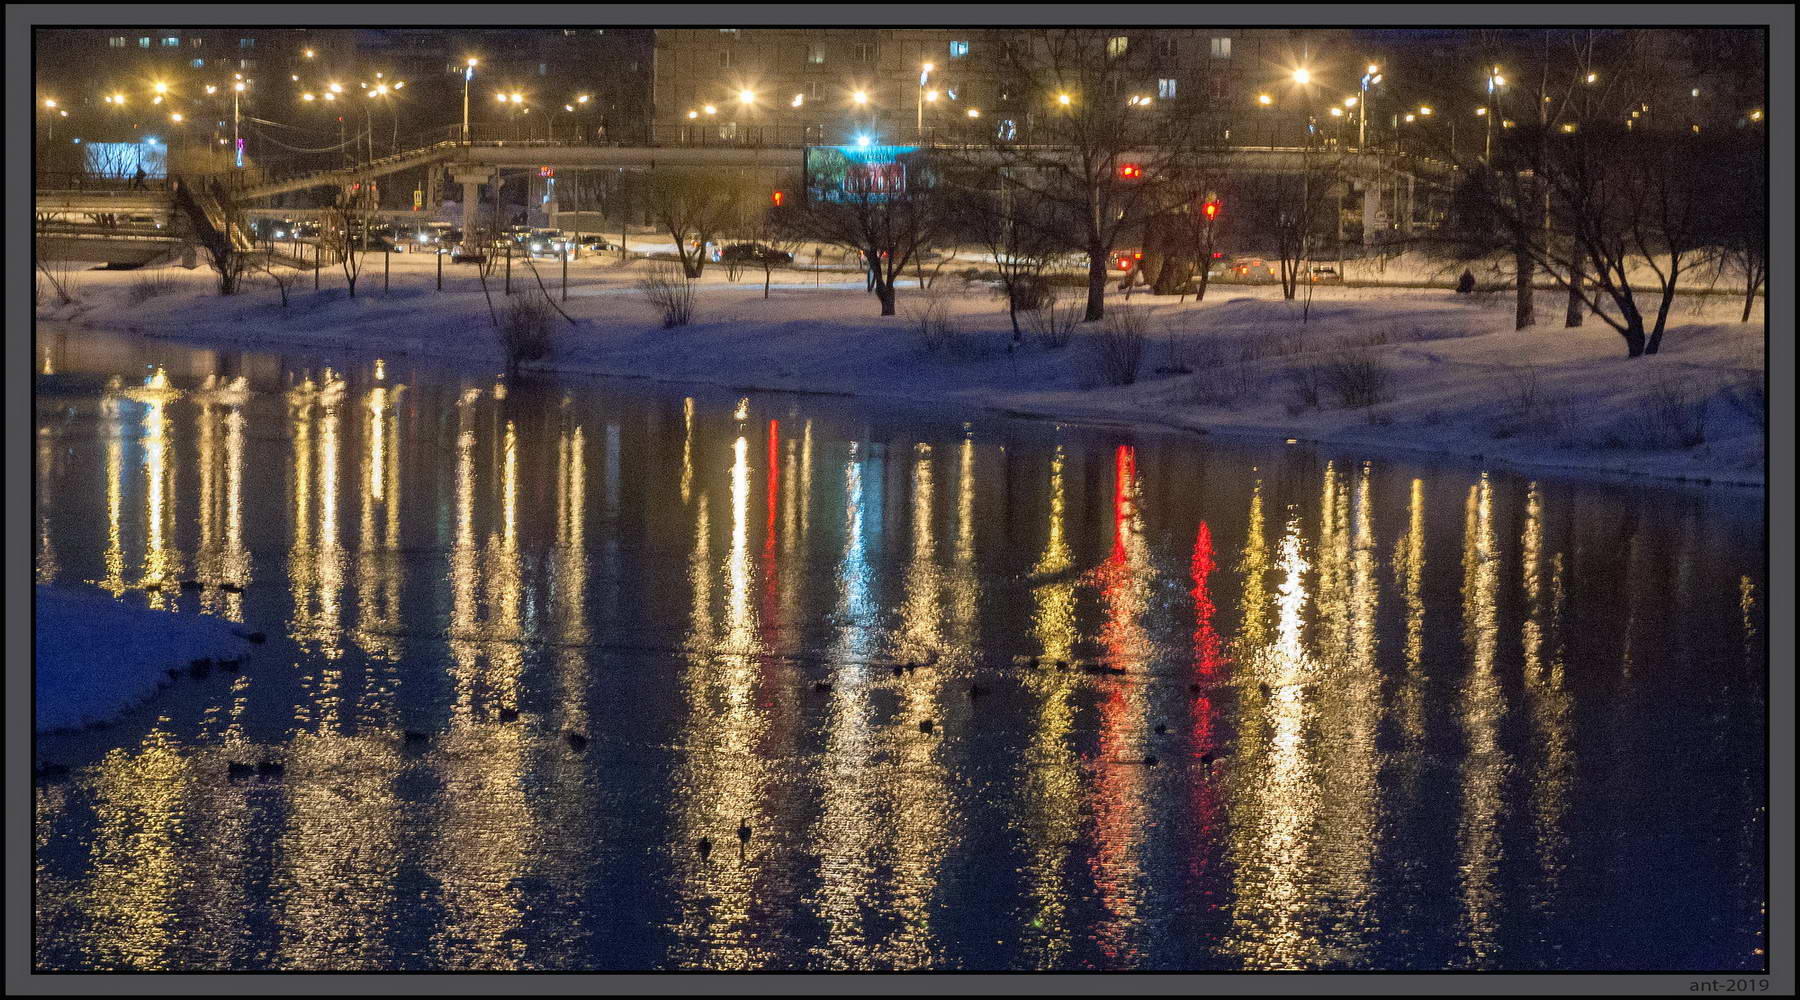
[578,237,616,253]
[721,242,793,265]
[1306,265,1342,284]
[1111,250,1144,272]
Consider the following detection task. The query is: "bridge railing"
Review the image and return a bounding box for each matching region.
[34,171,170,193]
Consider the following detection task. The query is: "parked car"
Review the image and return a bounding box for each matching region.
[1110,249,1144,272]
[578,236,616,253]
[721,242,794,265]
[1306,265,1342,284]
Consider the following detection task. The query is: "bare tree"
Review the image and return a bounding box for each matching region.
[730,192,807,300]
[951,166,1068,344]
[791,148,949,317]
[984,29,1191,321]
[321,183,374,298]
[645,171,751,278]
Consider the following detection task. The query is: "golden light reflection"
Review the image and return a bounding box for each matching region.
[139,374,182,608]
[680,396,695,503]
[84,726,191,969]
[1455,474,1504,966]
[670,426,776,968]
[287,371,347,662]
[1394,478,1427,741]
[430,399,533,968]
[1522,486,1573,928]
[807,443,887,967]
[1018,443,1080,964]
[1225,509,1324,969]
[354,381,405,661]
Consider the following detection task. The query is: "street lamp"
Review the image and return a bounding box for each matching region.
[1358,64,1381,148]
[917,62,933,134]
[462,58,478,142]
[232,81,245,168]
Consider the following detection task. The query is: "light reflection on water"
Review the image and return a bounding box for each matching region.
[32,333,1766,972]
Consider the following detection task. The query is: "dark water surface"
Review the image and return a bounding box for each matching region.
[32,328,1767,972]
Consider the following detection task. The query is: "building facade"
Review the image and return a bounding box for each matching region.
[652,28,1360,147]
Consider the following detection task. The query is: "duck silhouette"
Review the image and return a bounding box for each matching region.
[736,818,753,857]
[918,719,935,735]
[564,731,588,752]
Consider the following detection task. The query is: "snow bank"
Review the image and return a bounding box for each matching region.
[37,250,1766,487]
[34,585,255,734]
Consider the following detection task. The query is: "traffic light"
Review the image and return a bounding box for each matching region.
[1202,200,1221,221]
[1118,163,1142,180]
[772,190,784,207]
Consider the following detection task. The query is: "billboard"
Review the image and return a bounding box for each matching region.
[83,140,168,179]
[804,144,930,204]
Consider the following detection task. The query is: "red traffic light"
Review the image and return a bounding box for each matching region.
[1202,200,1221,220]
[772,190,784,206]
[1118,163,1142,180]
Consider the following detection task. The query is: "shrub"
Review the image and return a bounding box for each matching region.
[502,291,556,369]
[1009,273,1053,312]
[1094,306,1149,386]
[638,266,697,328]
[1646,374,1708,448]
[127,268,180,304]
[1287,362,1324,411]
[1321,350,1394,408]
[911,291,967,353]
[1025,296,1084,349]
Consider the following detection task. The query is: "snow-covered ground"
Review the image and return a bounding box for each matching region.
[36,249,1766,486]
[34,585,256,734]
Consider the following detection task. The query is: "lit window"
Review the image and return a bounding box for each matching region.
[139,37,151,48]
[809,80,825,99]
[807,43,825,65]
[1158,77,1178,99]
[1108,36,1128,57]
[240,58,255,69]
[949,40,969,58]
[163,37,180,47]
[108,36,126,48]
[855,42,875,62]
[539,63,548,75]
[239,37,254,48]
[191,58,205,68]
[190,37,203,47]
[1210,37,1231,58]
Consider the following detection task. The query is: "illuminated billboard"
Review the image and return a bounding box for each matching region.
[804,144,930,203]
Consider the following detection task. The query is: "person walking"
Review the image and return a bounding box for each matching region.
[865,249,878,293]
[131,165,148,191]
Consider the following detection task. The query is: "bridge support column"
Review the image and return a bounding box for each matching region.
[1403,174,1416,238]
[1362,182,1383,248]
[450,166,497,251]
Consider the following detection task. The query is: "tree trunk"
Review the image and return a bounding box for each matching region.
[1645,288,1677,356]
[877,282,897,316]
[1742,264,1762,323]
[1084,250,1107,322]
[1008,295,1022,344]
[1514,236,1535,330]
[1565,243,1585,327]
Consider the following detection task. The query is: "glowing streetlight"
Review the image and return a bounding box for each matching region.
[703,104,716,115]
[791,93,804,108]
[1056,92,1072,105]
[967,107,980,118]
[304,49,314,58]
[1292,67,1311,85]
[687,109,699,119]
[738,89,754,104]
[461,58,478,141]
[43,98,56,108]
[170,112,184,122]
[852,90,868,106]
[1257,93,1273,106]
[302,92,316,101]
[1585,72,1598,84]
[1418,106,1432,116]
[154,81,169,95]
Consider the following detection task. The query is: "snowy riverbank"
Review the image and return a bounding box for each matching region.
[36,251,1766,487]
[34,585,256,734]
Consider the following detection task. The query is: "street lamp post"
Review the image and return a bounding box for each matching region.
[917,63,933,137]
[232,81,245,168]
[462,59,477,142]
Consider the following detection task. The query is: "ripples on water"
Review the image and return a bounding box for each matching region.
[32,333,1767,971]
